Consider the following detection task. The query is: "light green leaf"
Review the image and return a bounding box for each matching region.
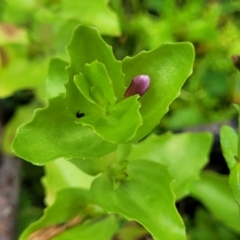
[91,160,186,240]
[12,95,116,165]
[65,25,125,114]
[70,151,118,176]
[46,58,68,98]
[0,57,48,98]
[229,162,240,206]
[77,95,142,143]
[122,42,195,141]
[89,85,107,109]
[220,125,238,169]
[84,61,117,106]
[74,73,104,114]
[42,158,95,206]
[127,132,213,199]
[61,0,121,36]
[190,171,240,233]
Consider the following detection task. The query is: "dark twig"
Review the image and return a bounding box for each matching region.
[0,109,21,240]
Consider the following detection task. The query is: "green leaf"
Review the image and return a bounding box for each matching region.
[74,73,104,114]
[190,171,240,233]
[19,188,89,239]
[70,151,118,176]
[61,0,121,36]
[84,61,117,106]
[73,60,119,114]
[77,95,142,143]
[91,160,186,240]
[42,158,95,206]
[65,25,125,114]
[46,58,68,98]
[122,42,195,141]
[12,95,116,165]
[89,85,107,109]
[220,125,238,169]
[127,132,213,199]
[20,188,117,240]
[229,162,240,206]
[0,57,48,98]
[52,215,118,240]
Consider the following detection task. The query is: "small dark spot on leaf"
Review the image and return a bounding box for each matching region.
[76,111,85,118]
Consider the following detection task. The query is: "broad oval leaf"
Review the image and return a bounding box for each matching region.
[122,42,195,141]
[12,95,116,165]
[127,132,213,199]
[90,160,186,240]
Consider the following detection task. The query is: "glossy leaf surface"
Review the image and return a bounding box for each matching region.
[77,95,142,143]
[122,42,195,141]
[127,132,212,199]
[12,96,116,165]
[84,61,117,106]
[91,160,186,240]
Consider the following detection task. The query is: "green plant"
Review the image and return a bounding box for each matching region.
[11,24,240,239]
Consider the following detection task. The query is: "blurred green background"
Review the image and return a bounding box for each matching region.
[1,0,240,239]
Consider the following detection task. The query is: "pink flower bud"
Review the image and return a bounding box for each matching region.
[124,75,150,98]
